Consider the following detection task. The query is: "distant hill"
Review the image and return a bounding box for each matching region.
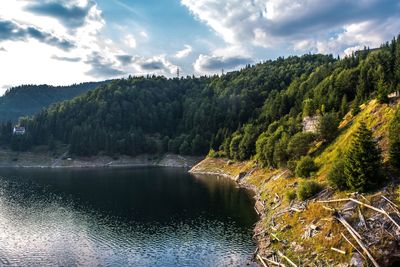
[0,81,109,122]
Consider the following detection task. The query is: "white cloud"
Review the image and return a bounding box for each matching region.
[133,55,178,75]
[125,34,137,48]
[175,45,192,58]
[181,0,400,54]
[294,18,400,56]
[140,31,148,39]
[0,0,129,89]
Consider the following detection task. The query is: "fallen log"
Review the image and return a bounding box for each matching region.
[262,255,287,267]
[331,247,346,254]
[340,233,366,260]
[277,250,298,267]
[358,207,368,229]
[319,197,400,231]
[317,198,350,203]
[335,214,380,267]
[381,196,399,209]
[257,254,268,267]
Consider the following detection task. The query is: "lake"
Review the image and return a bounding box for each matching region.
[0,167,258,266]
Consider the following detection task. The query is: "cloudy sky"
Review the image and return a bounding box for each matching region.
[0,0,399,94]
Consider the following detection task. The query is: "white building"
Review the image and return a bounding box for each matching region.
[13,126,26,135]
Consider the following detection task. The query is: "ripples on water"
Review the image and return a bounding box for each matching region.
[0,168,258,266]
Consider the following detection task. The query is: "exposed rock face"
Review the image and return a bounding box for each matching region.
[302,115,320,133]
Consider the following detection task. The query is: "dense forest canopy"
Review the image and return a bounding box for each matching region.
[0,81,109,122]
[1,35,400,164]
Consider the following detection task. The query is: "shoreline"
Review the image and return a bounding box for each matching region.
[189,160,264,266]
[0,151,202,169]
[189,157,400,267]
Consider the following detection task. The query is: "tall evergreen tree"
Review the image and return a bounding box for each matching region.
[344,122,382,192]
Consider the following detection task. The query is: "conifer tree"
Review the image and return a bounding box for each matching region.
[344,122,382,192]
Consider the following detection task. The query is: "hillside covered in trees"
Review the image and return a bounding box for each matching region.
[0,81,109,123]
[2,35,400,175]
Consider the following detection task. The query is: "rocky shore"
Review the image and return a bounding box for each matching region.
[0,149,201,169]
[190,157,400,267]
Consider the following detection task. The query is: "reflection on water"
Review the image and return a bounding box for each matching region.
[0,167,258,266]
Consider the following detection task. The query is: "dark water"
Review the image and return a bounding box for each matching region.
[0,167,258,266]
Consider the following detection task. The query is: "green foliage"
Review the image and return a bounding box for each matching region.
[286,190,297,201]
[229,133,243,160]
[295,156,318,178]
[10,134,32,151]
[297,180,323,201]
[0,82,107,123]
[344,122,383,192]
[318,112,339,142]
[4,34,400,162]
[327,160,347,190]
[287,132,316,160]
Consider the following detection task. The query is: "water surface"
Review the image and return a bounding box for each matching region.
[0,167,258,266]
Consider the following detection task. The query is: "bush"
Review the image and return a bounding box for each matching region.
[208,148,217,158]
[287,159,298,173]
[295,156,318,178]
[297,180,323,200]
[208,148,225,158]
[286,190,297,201]
[327,160,347,190]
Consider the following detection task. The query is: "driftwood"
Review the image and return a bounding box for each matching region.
[335,214,380,267]
[381,196,400,215]
[261,255,287,267]
[322,205,336,212]
[290,207,303,213]
[336,213,363,240]
[381,196,399,208]
[341,233,366,260]
[318,197,400,230]
[257,254,268,267]
[331,247,346,254]
[277,250,298,267]
[318,198,350,203]
[271,233,281,242]
[358,207,368,229]
[360,195,371,204]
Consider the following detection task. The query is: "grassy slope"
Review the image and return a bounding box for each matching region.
[191,98,400,265]
[316,99,398,181]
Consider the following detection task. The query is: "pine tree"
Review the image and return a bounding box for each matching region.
[344,122,382,192]
[340,94,348,117]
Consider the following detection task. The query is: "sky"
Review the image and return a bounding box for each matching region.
[0,0,399,95]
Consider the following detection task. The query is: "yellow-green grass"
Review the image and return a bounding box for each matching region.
[315,99,398,181]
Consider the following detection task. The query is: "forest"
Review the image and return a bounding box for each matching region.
[1,35,400,184]
[0,81,109,122]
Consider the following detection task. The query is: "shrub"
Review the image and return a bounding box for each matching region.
[287,159,298,173]
[208,148,217,158]
[327,160,348,190]
[286,190,297,201]
[297,180,323,200]
[295,156,318,178]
